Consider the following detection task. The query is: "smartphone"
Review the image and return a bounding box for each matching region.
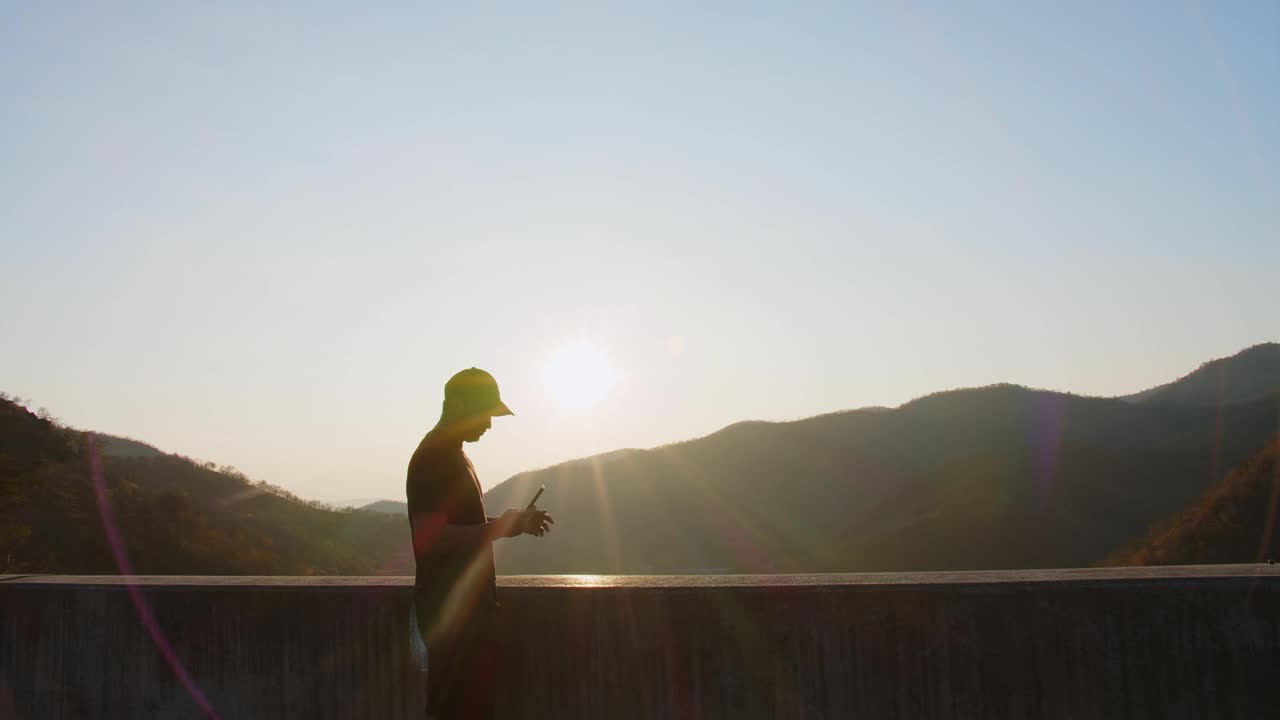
[525,484,546,510]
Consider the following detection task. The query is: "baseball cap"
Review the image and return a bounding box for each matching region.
[444,368,514,417]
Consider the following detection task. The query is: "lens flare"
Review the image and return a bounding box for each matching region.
[89,435,221,719]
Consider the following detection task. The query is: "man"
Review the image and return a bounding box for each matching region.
[407,368,553,719]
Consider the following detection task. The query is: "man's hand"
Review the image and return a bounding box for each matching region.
[519,508,554,537]
[494,508,554,538]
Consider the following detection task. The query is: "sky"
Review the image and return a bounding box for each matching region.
[2,2,1277,503]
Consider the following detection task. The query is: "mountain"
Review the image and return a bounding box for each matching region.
[360,500,407,515]
[488,383,1280,574]
[1108,437,1280,566]
[8,343,1279,577]
[0,398,412,575]
[1123,342,1280,406]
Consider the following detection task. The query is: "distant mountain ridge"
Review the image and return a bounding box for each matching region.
[487,383,1278,574]
[6,342,1278,576]
[360,500,407,515]
[363,345,1280,576]
[1122,342,1280,406]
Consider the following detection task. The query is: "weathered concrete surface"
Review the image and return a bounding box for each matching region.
[2,566,1278,719]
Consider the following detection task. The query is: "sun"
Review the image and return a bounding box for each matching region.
[543,341,615,410]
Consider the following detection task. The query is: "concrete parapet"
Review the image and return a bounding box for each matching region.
[2,566,1278,718]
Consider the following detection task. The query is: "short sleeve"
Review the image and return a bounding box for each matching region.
[406,449,446,519]
[406,445,453,560]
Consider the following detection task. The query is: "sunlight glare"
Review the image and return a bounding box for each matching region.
[543,342,615,410]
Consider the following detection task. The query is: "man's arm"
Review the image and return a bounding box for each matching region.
[411,508,551,559]
[412,509,524,558]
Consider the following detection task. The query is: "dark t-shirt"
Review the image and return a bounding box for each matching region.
[405,431,498,641]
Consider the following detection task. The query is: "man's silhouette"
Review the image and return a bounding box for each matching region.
[407,368,552,720]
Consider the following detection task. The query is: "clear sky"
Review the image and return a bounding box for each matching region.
[3,2,1277,502]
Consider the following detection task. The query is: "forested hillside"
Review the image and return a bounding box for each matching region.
[0,397,412,575]
[6,341,1277,576]
[488,384,1279,574]
[1109,438,1280,566]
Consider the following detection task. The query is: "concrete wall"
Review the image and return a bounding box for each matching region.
[1,566,1278,719]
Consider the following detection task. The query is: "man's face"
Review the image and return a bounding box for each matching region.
[459,413,493,443]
